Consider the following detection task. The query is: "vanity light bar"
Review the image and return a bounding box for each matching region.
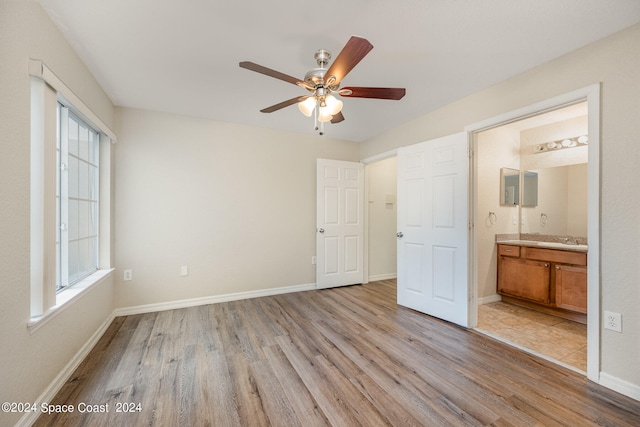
[533,135,588,154]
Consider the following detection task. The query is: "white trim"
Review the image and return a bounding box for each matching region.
[30,78,58,316]
[28,269,115,334]
[584,85,601,383]
[464,84,600,133]
[475,328,586,375]
[113,283,317,317]
[28,59,117,142]
[368,273,397,282]
[362,151,399,288]
[598,373,640,401]
[361,148,398,164]
[16,312,115,427]
[465,83,601,384]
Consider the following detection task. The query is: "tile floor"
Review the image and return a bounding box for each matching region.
[476,301,587,372]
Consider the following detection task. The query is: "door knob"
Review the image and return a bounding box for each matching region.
[318,228,325,234]
[396,232,404,238]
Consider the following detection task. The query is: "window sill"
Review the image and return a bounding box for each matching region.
[28,268,114,334]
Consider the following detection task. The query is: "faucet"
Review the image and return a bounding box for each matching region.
[559,237,579,245]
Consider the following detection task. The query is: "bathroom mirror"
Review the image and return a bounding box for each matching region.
[500,168,520,206]
[520,164,588,236]
[522,171,538,207]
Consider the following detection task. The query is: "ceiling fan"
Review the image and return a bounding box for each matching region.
[239,36,406,134]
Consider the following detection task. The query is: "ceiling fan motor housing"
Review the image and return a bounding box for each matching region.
[303,49,333,88]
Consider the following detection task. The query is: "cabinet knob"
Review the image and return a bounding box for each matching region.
[556,265,560,270]
[544,263,549,268]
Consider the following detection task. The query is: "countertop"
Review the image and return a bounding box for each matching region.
[497,240,588,253]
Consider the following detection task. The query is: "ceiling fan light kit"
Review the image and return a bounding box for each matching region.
[240,36,406,135]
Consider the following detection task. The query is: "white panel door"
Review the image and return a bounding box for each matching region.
[317,159,364,289]
[397,132,470,327]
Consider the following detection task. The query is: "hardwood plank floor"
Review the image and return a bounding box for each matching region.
[33,280,639,426]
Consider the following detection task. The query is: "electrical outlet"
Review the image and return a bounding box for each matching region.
[311,256,317,265]
[123,269,133,281]
[180,266,189,276]
[604,311,622,332]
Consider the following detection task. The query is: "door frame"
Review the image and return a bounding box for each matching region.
[362,149,400,285]
[464,84,601,383]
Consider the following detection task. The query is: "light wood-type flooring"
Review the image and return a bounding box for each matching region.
[34,280,639,426]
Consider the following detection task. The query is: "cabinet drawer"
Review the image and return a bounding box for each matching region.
[498,244,520,257]
[523,247,587,266]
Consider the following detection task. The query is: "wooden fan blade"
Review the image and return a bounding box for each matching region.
[324,36,373,86]
[240,61,303,86]
[331,111,345,124]
[260,96,309,113]
[340,87,406,100]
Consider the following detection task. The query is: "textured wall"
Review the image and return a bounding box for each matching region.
[361,23,640,391]
[113,107,360,308]
[0,2,116,426]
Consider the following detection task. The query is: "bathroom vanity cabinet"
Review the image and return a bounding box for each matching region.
[497,243,587,323]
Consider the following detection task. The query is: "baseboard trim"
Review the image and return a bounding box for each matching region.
[368,273,397,282]
[16,312,116,427]
[478,294,502,305]
[598,372,640,401]
[113,282,317,317]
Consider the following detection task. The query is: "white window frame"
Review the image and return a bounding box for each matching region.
[57,104,101,291]
[29,60,116,332]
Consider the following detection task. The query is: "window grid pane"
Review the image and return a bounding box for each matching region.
[57,104,99,291]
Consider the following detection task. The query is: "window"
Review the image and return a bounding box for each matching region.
[56,104,100,290]
[29,59,116,325]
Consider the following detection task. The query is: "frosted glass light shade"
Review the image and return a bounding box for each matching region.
[298,97,316,117]
[324,95,343,115]
[318,106,333,122]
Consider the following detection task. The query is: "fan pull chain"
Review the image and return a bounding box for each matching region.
[314,99,319,133]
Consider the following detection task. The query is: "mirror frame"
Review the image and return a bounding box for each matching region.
[522,170,538,207]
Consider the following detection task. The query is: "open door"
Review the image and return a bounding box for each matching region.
[316,159,364,289]
[397,132,470,327]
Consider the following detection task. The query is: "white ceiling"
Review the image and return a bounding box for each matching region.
[39,0,640,142]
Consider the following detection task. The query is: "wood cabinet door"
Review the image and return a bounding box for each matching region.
[555,264,587,313]
[498,257,550,304]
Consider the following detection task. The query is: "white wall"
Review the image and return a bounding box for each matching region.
[114,108,360,308]
[520,116,588,170]
[520,116,589,236]
[366,157,397,281]
[476,127,520,299]
[360,23,640,390]
[567,163,588,236]
[0,2,115,426]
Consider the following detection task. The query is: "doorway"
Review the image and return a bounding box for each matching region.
[365,156,398,283]
[363,85,600,381]
[467,84,600,381]
[473,101,589,372]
